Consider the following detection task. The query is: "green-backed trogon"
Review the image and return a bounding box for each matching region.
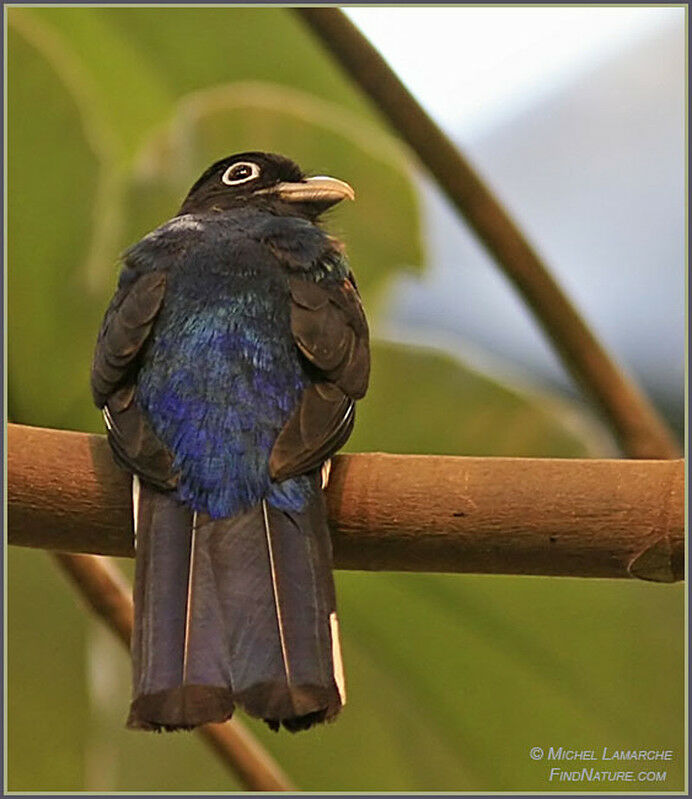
[91,152,370,732]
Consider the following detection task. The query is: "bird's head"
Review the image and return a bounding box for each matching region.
[178,152,355,221]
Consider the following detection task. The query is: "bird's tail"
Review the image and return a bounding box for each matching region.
[127,477,345,732]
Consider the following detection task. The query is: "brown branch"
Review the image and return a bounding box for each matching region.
[295,7,680,460]
[8,424,684,583]
[51,551,295,792]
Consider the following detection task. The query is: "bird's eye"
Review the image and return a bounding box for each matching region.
[221,161,261,186]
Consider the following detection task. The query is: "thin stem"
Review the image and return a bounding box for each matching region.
[295,7,680,460]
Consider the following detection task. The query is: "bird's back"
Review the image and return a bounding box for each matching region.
[132,210,328,519]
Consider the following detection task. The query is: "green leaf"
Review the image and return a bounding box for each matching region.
[347,340,599,457]
[331,572,684,791]
[30,6,375,154]
[7,22,108,433]
[7,549,89,790]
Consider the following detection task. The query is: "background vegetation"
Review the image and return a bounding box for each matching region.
[7,7,684,792]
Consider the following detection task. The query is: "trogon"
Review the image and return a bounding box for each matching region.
[91,152,370,732]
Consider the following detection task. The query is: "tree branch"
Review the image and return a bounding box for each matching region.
[295,7,680,460]
[8,424,684,583]
[51,551,295,792]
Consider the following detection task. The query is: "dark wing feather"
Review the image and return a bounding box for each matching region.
[91,271,166,406]
[269,275,370,481]
[269,383,355,481]
[91,271,176,490]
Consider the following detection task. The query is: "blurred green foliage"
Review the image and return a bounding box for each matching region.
[7,6,684,792]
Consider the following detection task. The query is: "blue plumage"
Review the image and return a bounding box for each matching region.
[128,209,347,518]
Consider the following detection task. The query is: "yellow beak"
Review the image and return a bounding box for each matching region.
[260,175,355,205]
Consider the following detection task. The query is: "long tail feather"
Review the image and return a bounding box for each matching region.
[199,488,344,731]
[127,481,235,730]
[127,479,343,733]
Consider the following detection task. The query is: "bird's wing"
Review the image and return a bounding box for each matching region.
[91,270,177,489]
[269,273,370,481]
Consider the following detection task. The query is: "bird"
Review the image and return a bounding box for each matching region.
[91,151,370,733]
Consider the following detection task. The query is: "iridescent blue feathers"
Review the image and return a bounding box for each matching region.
[127,209,348,518]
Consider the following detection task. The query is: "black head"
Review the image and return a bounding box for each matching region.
[178,151,354,221]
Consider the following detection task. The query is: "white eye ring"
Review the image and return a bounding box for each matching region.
[221,161,261,185]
